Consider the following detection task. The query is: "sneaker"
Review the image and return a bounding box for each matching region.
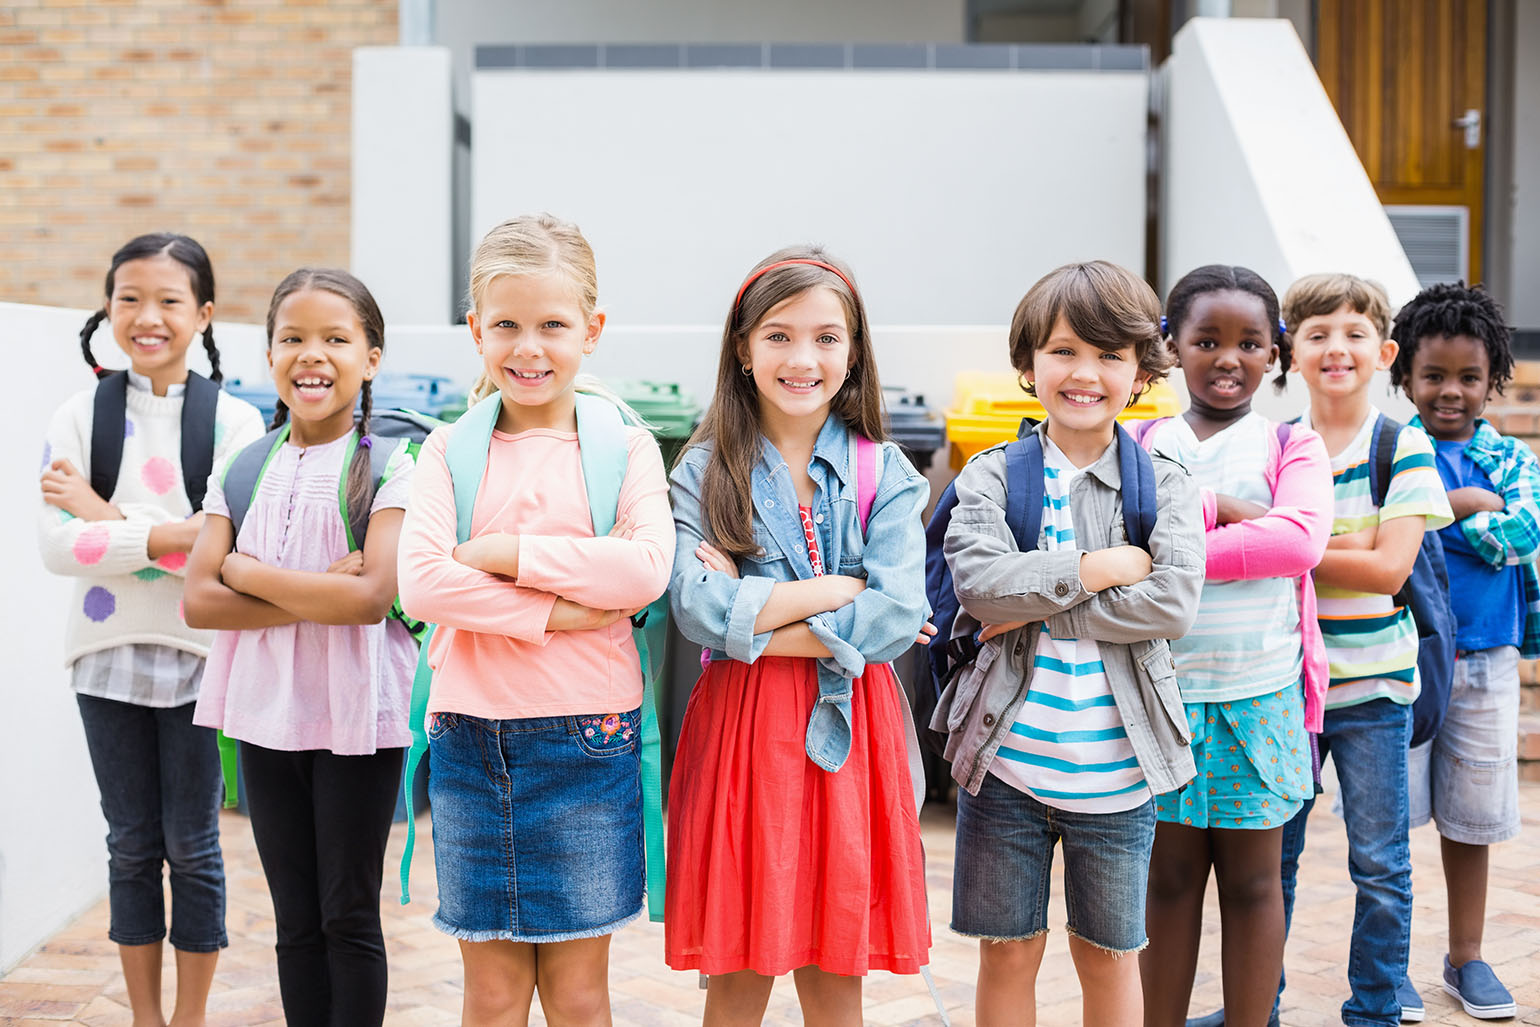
[1185,1011,1278,1027]
[1442,956,1516,1019]
[1397,977,1425,1023]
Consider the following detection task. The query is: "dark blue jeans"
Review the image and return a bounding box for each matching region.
[1278,698,1412,1026]
[76,694,227,951]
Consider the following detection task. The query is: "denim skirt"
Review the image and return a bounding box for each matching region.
[427,710,645,943]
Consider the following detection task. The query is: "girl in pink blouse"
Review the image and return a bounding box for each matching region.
[186,268,414,1027]
[396,215,673,1027]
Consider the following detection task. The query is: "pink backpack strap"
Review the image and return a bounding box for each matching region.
[855,434,877,536]
[1129,416,1168,451]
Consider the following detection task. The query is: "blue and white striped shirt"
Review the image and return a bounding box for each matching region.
[990,440,1150,812]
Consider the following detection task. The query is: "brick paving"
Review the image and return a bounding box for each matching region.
[3,783,1538,1026]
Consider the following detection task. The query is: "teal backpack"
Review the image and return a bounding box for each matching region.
[397,391,668,922]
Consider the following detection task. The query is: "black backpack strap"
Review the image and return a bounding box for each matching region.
[222,427,288,540]
[89,371,129,502]
[180,371,220,512]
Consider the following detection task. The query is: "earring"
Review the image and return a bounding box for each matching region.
[741,364,753,376]
[843,368,851,382]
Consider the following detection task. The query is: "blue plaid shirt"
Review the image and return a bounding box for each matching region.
[1413,416,1540,658]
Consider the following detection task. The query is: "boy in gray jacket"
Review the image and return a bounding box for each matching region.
[938,261,1204,1025]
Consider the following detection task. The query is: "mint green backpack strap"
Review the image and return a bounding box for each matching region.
[574,393,667,922]
[399,396,502,905]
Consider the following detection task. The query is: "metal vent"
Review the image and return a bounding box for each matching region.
[1384,205,1469,287]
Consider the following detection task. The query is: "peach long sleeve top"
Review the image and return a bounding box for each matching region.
[396,422,675,720]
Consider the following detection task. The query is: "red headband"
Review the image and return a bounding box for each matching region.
[732,258,860,315]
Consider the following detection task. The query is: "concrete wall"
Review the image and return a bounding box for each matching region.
[1162,18,1419,309]
[469,67,1150,326]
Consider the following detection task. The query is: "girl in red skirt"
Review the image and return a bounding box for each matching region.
[665,247,934,1025]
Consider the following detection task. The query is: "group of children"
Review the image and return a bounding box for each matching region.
[38,219,1535,1027]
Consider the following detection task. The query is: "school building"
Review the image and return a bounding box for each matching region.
[3,0,1539,981]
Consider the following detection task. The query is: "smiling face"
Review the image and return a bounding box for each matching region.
[1293,302,1397,400]
[108,254,212,394]
[1172,289,1278,417]
[267,288,381,443]
[741,286,853,432]
[468,271,603,433]
[1026,313,1149,449]
[1405,333,1491,442]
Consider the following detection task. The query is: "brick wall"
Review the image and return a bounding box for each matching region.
[0,0,397,323]
[1487,360,1540,780]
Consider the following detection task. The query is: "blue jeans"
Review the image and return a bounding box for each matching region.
[952,773,1156,952]
[1278,698,1412,1026]
[76,694,227,951]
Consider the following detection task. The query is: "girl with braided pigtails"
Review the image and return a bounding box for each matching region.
[38,233,265,1027]
[184,268,415,1027]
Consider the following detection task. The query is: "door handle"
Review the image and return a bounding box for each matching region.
[1452,108,1481,149]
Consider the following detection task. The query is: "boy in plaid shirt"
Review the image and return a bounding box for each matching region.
[1391,282,1539,1020]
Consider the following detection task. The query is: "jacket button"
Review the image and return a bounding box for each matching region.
[1054,581,1069,597]
[1014,641,1024,657]
[982,713,996,727]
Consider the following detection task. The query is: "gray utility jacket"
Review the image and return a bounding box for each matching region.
[935,421,1206,798]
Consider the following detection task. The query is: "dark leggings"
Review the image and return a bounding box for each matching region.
[241,743,404,1027]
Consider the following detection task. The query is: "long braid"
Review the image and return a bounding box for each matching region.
[343,379,376,532]
[79,310,109,378]
[202,326,223,383]
[270,398,289,431]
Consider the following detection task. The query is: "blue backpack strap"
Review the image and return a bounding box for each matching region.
[400,396,501,904]
[1003,433,1044,552]
[1114,422,1158,551]
[573,392,668,922]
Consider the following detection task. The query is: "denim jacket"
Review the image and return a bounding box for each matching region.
[669,413,931,772]
[937,421,1205,797]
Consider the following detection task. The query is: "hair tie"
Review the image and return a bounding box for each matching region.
[92,364,106,375]
[358,435,372,449]
[1278,317,1288,334]
[733,259,860,316]
[1159,316,1168,335]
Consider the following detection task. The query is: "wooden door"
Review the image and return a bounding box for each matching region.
[1316,0,1487,283]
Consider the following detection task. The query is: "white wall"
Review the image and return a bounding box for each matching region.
[351,47,455,326]
[1162,18,1420,309]
[470,68,1150,326]
[1509,0,1540,327]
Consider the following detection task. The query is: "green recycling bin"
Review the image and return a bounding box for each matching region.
[609,381,704,785]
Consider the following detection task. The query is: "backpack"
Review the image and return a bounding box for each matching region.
[1367,414,1457,747]
[396,392,669,923]
[916,420,1158,759]
[214,408,444,807]
[89,370,220,510]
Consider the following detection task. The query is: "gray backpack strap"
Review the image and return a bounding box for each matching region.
[341,434,400,553]
[222,427,288,540]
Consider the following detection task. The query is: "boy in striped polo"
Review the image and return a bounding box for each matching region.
[1281,273,1453,1027]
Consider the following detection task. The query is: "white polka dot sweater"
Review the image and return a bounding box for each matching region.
[37,381,267,667]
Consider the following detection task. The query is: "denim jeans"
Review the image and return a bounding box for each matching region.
[1278,698,1412,1026]
[76,694,227,951]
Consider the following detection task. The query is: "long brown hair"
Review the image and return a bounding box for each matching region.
[689,246,887,560]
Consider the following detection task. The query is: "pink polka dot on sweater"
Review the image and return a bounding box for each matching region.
[73,526,110,565]
[141,457,177,495]
[157,551,187,572]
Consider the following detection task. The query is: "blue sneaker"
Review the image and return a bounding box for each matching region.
[1185,1011,1278,1027]
[1397,978,1425,1023]
[1442,956,1516,1019]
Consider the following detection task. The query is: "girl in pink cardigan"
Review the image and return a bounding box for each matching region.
[1134,266,1333,1027]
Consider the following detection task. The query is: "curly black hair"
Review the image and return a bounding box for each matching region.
[1389,282,1514,395]
[1163,264,1291,391]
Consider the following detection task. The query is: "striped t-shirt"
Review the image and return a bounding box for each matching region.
[990,439,1149,813]
[1147,414,1303,702]
[1302,409,1453,709]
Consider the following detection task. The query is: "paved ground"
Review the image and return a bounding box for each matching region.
[3,782,1538,1026]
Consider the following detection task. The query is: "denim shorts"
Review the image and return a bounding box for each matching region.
[952,772,1155,953]
[427,710,645,943]
[1408,645,1520,845]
